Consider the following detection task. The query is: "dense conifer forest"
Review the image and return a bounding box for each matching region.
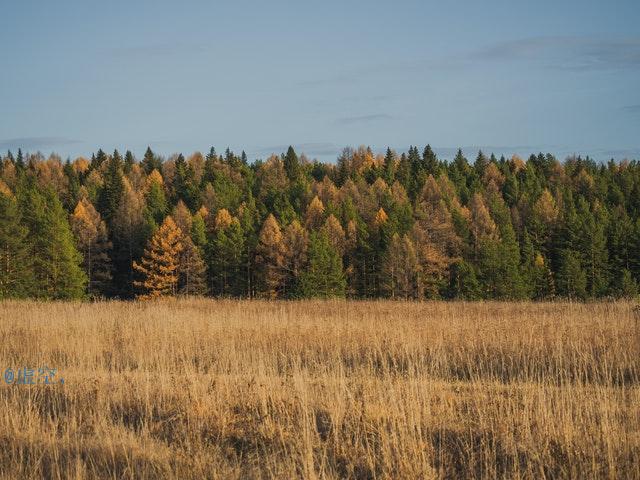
[1,145,639,300]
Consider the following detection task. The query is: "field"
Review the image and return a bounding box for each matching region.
[0,300,638,479]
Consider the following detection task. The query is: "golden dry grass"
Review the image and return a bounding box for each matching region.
[0,300,639,479]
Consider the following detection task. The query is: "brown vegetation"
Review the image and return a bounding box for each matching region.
[0,300,638,479]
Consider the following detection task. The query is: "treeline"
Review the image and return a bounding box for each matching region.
[1,145,639,300]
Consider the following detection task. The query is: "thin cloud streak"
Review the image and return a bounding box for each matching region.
[471,36,640,71]
[335,114,392,125]
[0,137,82,151]
[253,142,340,158]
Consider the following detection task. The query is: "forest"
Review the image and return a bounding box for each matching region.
[0,144,639,301]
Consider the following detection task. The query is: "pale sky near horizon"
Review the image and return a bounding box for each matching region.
[1,0,639,163]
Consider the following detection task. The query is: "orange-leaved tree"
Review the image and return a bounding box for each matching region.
[133,215,183,299]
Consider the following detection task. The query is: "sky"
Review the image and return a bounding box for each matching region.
[1,0,639,163]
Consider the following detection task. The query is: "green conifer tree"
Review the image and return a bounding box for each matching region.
[298,232,346,298]
[0,191,34,298]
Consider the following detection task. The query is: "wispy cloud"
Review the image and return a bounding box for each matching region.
[0,137,82,151]
[471,36,640,71]
[335,114,392,125]
[254,142,340,158]
[622,104,640,114]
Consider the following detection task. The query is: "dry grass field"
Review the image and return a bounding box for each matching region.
[0,300,638,479]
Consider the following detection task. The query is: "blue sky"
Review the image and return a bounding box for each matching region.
[1,0,639,162]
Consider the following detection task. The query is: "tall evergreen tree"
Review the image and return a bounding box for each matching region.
[0,191,34,298]
[208,209,245,296]
[17,180,86,299]
[298,232,346,298]
[141,146,162,174]
[283,146,301,181]
[97,150,125,225]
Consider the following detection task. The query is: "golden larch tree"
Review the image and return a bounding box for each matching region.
[255,214,287,298]
[172,201,207,295]
[469,192,499,246]
[305,196,325,231]
[282,219,309,295]
[70,197,112,296]
[321,214,346,255]
[133,216,184,299]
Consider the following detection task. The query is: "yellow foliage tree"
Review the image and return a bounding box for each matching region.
[374,207,388,227]
[321,214,346,255]
[255,214,286,298]
[305,196,325,231]
[214,208,234,231]
[133,216,184,299]
[70,197,112,296]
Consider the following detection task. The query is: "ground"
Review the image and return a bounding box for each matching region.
[0,300,638,479]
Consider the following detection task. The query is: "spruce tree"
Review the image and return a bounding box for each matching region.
[447,260,481,300]
[382,148,395,185]
[0,191,34,298]
[283,146,300,181]
[422,144,438,176]
[556,249,587,299]
[141,146,162,174]
[17,181,86,299]
[298,232,346,298]
[123,150,135,173]
[97,150,125,225]
[208,210,245,296]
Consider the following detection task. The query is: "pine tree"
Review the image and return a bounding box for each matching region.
[17,181,86,299]
[70,197,112,297]
[124,150,135,173]
[15,148,25,170]
[141,147,162,174]
[208,210,245,296]
[133,216,184,299]
[485,191,526,299]
[172,154,199,210]
[298,232,346,298]
[575,199,609,297]
[0,191,34,298]
[91,149,107,171]
[407,146,423,201]
[612,269,638,299]
[556,249,587,299]
[97,150,125,225]
[63,160,81,210]
[382,148,395,185]
[284,145,300,181]
[447,260,481,300]
[422,145,438,176]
